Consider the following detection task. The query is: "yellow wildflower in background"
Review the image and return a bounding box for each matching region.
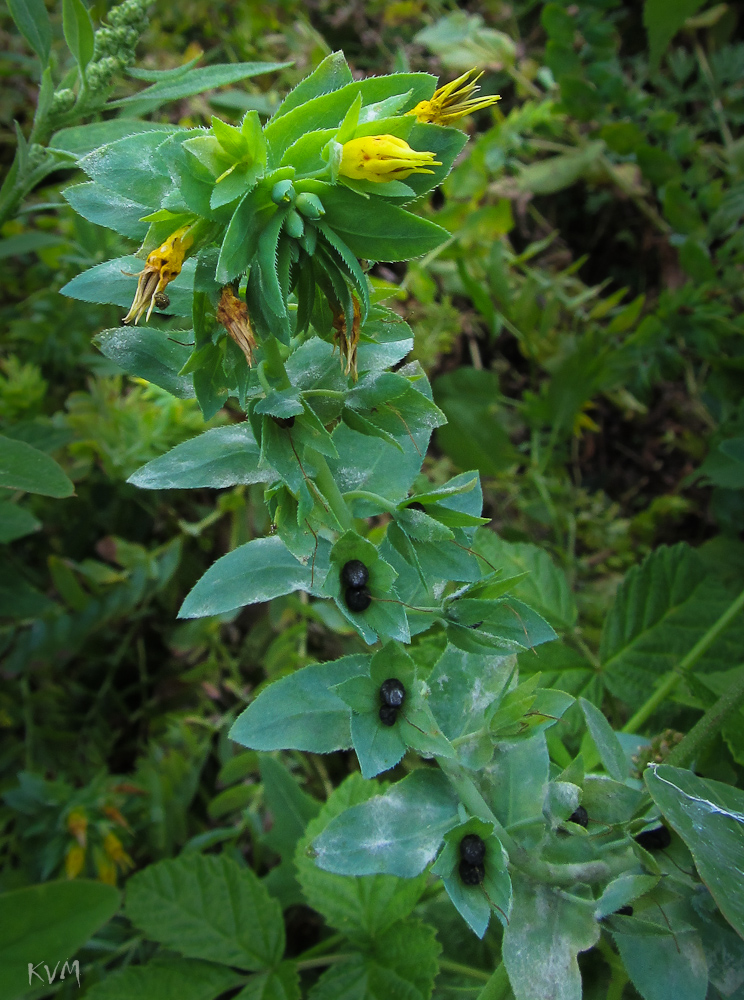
[408,69,501,125]
[65,844,86,879]
[339,135,441,182]
[66,808,88,847]
[123,225,194,326]
[103,831,134,873]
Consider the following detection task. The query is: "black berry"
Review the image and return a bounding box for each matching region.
[634,825,671,851]
[345,587,371,612]
[616,905,634,916]
[568,806,588,828]
[459,834,486,866]
[379,704,398,727]
[380,678,405,708]
[408,501,426,512]
[273,415,295,428]
[341,559,369,589]
[459,860,485,886]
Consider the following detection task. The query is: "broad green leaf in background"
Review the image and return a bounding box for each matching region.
[62,0,94,71]
[644,0,706,70]
[579,698,627,781]
[645,765,744,938]
[0,501,40,543]
[85,955,244,1000]
[472,532,577,630]
[296,775,428,942]
[502,874,599,1000]
[230,656,367,754]
[108,61,294,110]
[612,923,708,1000]
[434,369,519,477]
[312,769,459,878]
[0,434,74,497]
[0,880,120,1000]
[599,544,744,706]
[129,426,271,489]
[260,756,321,863]
[125,853,284,970]
[94,327,196,399]
[7,0,52,66]
[179,536,330,618]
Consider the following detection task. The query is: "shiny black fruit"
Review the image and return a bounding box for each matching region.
[459,833,486,866]
[379,704,398,727]
[459,860,485,885]
[380,678,405,708]
[634,825,671,851]
[568,806,588,828]
[345,587,371,612]
[341,559,369,588]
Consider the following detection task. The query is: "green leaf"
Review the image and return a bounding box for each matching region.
[63,182,151,240]
[0,880,120,1000]
[84,955,244,1000]
[613,924,707,1000]
[230,656,368,754]
[94,326,196,399]
[434,369,519,477]
[471,532,577,631]
[0,434,74,497]
[62,255,196,316]
[296,774,428,941]
[129,426,270,490]
[317,184,451,261]
[485,737,550,827]
[62,0,94,71]
[594,874,659,920]
[260,756,321,862]
[517,143,604,195]
[350,711,407,779]
[644,0,706,70]
[271,51,353,120]
[50,120,178,157]
[179,536,330,618]
[125,853,284,970]
[233,963,300,1000]
[0,501,40,543]
[216,185,275,284]
[109,62,293,110]
[312,769,459,878]
[7,0,52,66]
[502,873,599,1000]
[599,544,744,706]
[645,765,744,938]
[579,698,627,781]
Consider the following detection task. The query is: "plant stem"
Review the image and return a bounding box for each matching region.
[261,336,291,389]
[664,665,744,768]
[438,958,492,983]
[295,952,353,972]
[622,585,744,734]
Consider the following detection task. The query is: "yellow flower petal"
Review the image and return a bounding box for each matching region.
[339,134,441,183]
[408,69,501,125]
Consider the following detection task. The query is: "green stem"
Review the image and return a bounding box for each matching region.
[312,453,353,532]
[665,664,744,768]
[261,336,291,389]
[622,585,744,734]
[438,959,492,983]
[295,952,353,972]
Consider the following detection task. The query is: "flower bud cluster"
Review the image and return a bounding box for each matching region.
[85,0,150,93]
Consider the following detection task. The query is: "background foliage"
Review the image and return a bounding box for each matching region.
[1,1,744,999]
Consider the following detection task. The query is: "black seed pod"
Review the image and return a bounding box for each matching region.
[616,905,634,916]
[634,825,671,851]
[341,559,369,589]
[273,415,295,429]
[568,806,589,828]
[345,587,371,612]
[379,704,398,727]
[459,860,485,886]
[154,291,170,310]
[380,678,405,708]
[459,833,486,866]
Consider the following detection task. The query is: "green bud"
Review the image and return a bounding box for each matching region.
[285,209,304,239]
[271,179,295,205]
[51,89,76,114]
[295,192,325,220]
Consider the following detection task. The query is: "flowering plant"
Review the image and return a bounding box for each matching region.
[60,51,744,1000]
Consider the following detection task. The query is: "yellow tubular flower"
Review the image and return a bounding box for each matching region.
[217,286,257,365]
[65,844,86,879]
[339,135,441,182]
[122,225,194,326]
[66,808,88,847]
[103,831,134,873]
[407,69,501,125]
